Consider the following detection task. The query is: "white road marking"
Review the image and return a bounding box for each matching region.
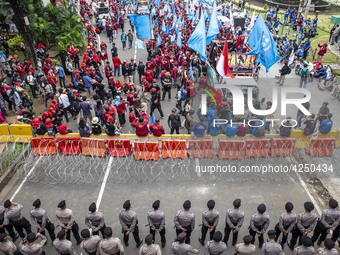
[195,158,201,177]
[296,172,322,215]
[11,157,42,200]
[96,156,113,210]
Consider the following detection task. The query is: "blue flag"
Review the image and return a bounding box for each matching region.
[149,113,155,134]
[176,28,182,48]
[137,39,144,49]
[117,8,120,25]
[187,15,207,62]
[162,19,166,32]
[185,1,189,14]
[127,15,152,39]
[206,1,219,45]
[193,9,199,23]
[157,33,162,46]
[201,0,213,5]
[155,17,158,26]
[151,7,156,16]
[247,15,280,72]
[190,65,194,79]
[166,24,170,35]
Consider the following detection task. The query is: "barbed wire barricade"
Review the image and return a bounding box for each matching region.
[0,136,335,185]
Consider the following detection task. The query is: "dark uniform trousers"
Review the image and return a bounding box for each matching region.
[150,226,166,244]
[249,225,264,245]
[290,224,310,247]
[201,222,215,242]
[224,221,238,245]
[37,220,56,241]
[312,220,340,243]
[11,217,31,238]
[162,86,171,100]
[92,223,106,239]
[123,223,141,244]
[64,222,81,243]
[176,226,192,244]
[0,220,17,240]
[275,223,290,245]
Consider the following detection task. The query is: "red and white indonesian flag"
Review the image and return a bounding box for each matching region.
[216,38,235,78]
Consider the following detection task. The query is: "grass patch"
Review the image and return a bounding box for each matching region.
[1,143,27,172]
[306,35,340,63]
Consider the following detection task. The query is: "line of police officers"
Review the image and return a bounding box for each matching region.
[0,197,339,255]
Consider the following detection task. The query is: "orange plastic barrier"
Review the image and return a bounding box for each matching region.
[161,140,186,159]
[56,137,82,155]
[306,138,335,157]
[30,137,57,156]
[134,141,160,161]
[106,139,132,157]
[217,140,245,160]
[188,140,213,159]
[245,139,271,158]
[81,138,106,158]
[270,138,296,157]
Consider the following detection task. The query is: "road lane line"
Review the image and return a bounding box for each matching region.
[11,157,42,200]
[96,156,113,210]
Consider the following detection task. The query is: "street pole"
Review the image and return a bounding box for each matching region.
[304,0,311,18]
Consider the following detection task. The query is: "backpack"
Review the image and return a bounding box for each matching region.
[255,126,265,138]
[79,127,90,137]
[180,89,187,101]
[301,69,308,79]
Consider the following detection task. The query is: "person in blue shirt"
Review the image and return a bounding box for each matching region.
[318,113,333,134]
[251,120,266,136]
[313,16,318,28]
[82,72,95,96]
[298,31,305,46]
[297,47,304,58]
[191,117,207,137]
[209,123,222,136]
[291,14,297,24]
[55,63,65,88]
[273,18,283,35]
[284,9,289,24]
[303,37,311,60]
[207,105,217,125]
[305,18,311,27]
[225,123,238,138]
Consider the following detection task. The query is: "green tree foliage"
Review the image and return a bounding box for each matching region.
[7,35,23,50]
[27,2,86,53]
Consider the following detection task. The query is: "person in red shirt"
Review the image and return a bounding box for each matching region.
[236,121,248,137]
[150,119,165,137]
[56,120,72,135]
[116,96,126,126]
[104,61,113,83]
[236,31,245,53]
[317,43,327,62]
[132,116,149,137]
[126,89,136,106]
[112,55,122,77]
[186,80,196,105]
[100,49,108,62]
[145,67,154,83]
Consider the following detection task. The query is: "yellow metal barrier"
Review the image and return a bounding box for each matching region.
[8,124,33,143]
[0,124,10,143]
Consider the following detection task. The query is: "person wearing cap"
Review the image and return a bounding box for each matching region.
[129,58,137,84]
[53,229,77,255]
[80,229,101,255]
[312,199,340,245]
[198,200,219,246]
[58,89,73,122]
[139,234,161,255]
[116,96,127,127]
[261,230,282,255]
[274,202,296,249]
[293,236,315,255]
[0,233,22,255]
[150,89,164,119]
[0,203,18,243]
[174,200,195,244]
[145,67,155,84]
[132,116,149,137]
[299,64,310,89]
[150,119,165,137]
[168,108,181,134]
[119,200,143,247]
[317,102,330,124]
[317,238,338,255]
[147,200,166,248]
[318,113,333,135]
[99,227,125,255]
[19,232,47,254]
[170,232,199,254]
[91,117,102,135]
[55,200,82,245]
[224,198,245,246]
[85,202,106,238]
[249,204,270,248]
[3,200,31,239]
[30,199,56,242]
[235,235,256,255]
[289,202,317,249]
[204,231,226,255]
[112,54,122,77]
[317,43,328,62]
[161,72,172,101]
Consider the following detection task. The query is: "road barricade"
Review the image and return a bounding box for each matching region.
[30,137,57,156]
[57,137,82,155]
[188,140,214,159]
[161,140,186,159]
[270,138,296,157]
[9,124,32,143]
[0,124,10,143]
[81,138,106,158]
[217,140,245,160]
[306,138,335,157]
[245,139,271,158]
[106,139,132,157]
[134,141,160,161]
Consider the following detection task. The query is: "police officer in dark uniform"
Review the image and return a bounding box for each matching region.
[289,202,317,250]
[249,204,270,248]
[3,200,31,238]
[85,202,106,238]
[275,202,296,249]
[174,200,195,244]
[0,205,18,242]
[224,198,245,246]
[312,199,340,245]
[147,200,166,248]
[199,200,219,245]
